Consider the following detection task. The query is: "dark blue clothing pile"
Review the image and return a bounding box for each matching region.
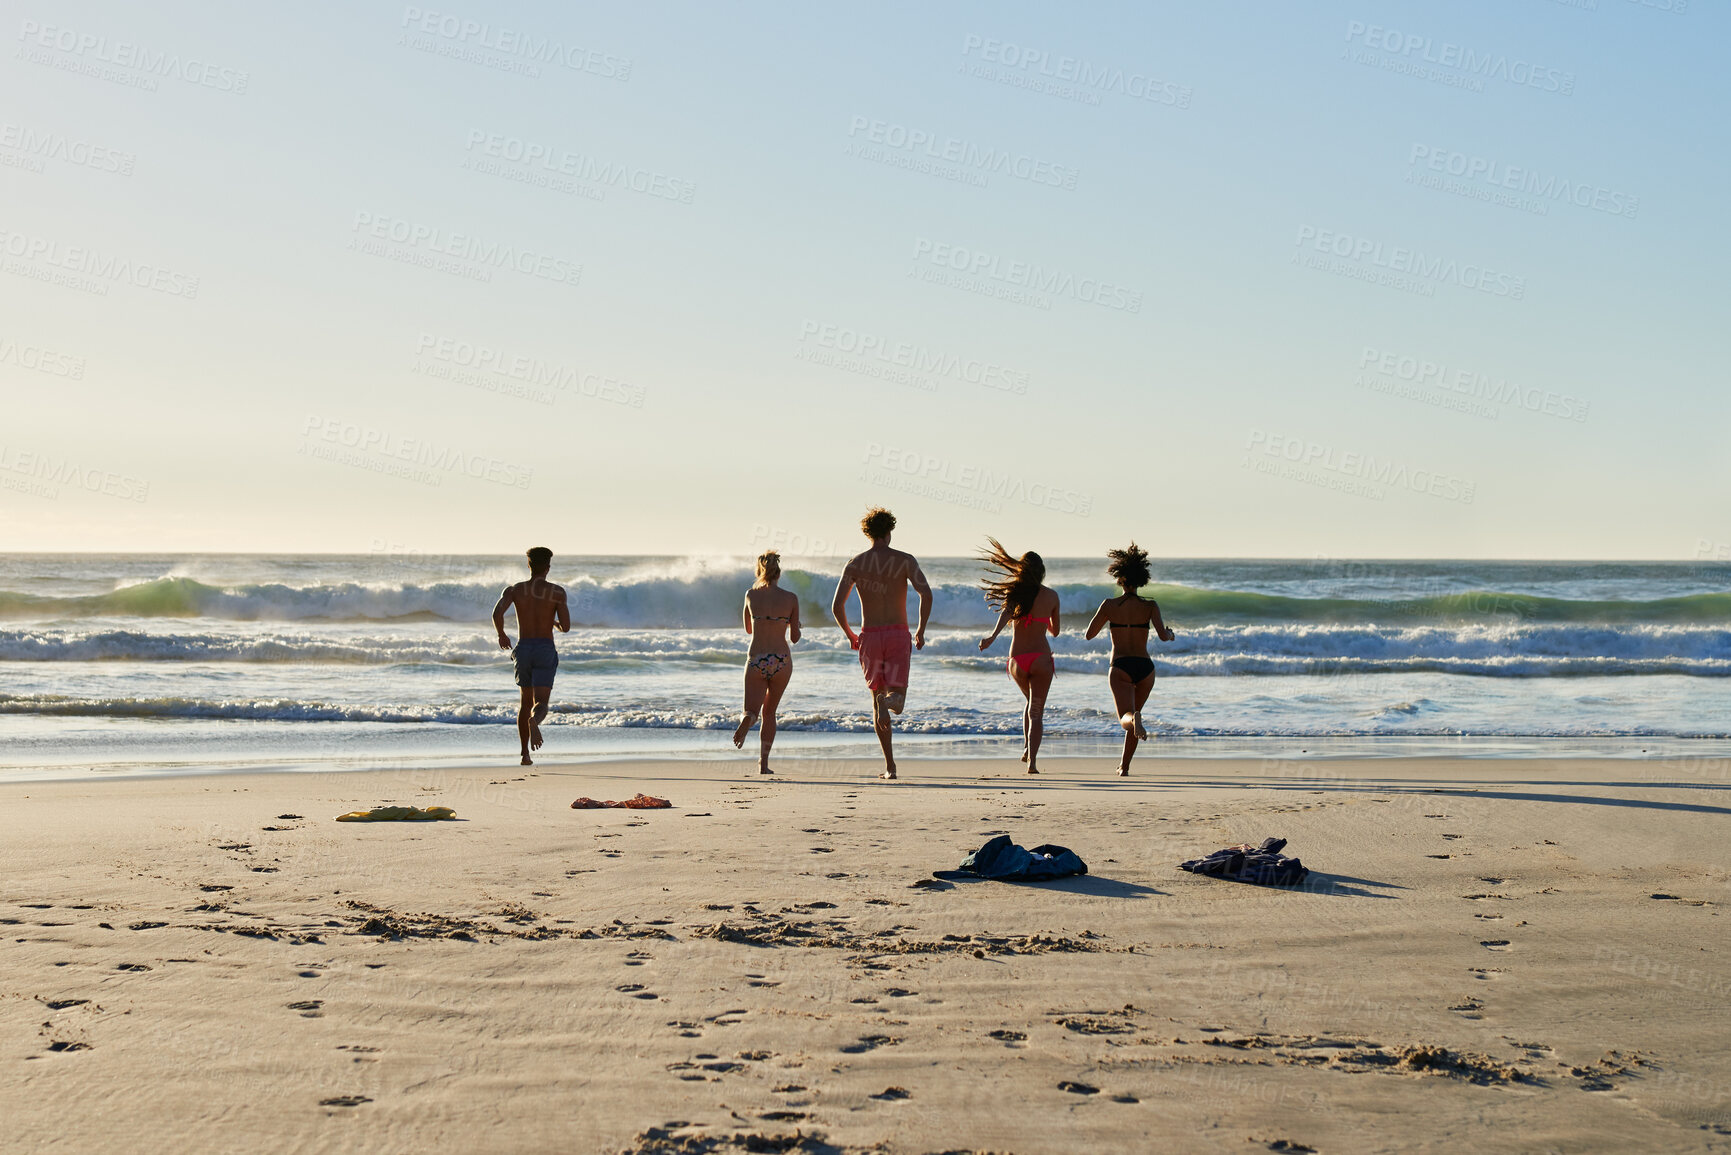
[936,834,1088,882]
[1179,837,1309,886]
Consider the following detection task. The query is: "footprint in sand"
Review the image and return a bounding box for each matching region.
[988,1029,1027,1044]
[287,1000,324,1017]
[319,1096,371,1108]
[1480,940,1512,951]
[115,963,150,972]
[772,1084,806,1093]
[617,983,645,993]
[1058,1081,1099,1095]
[871,1087,911,1101]
[839,1035,900,1054]
[760,1111,807,1122]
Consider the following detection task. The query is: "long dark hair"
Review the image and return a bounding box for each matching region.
[979,537,1045,619]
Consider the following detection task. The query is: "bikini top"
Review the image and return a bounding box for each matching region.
[757,614,791,622]
[1020,616,1054,626]
[1110,620,1150,630]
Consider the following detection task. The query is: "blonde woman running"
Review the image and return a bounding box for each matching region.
[734,551,801,774]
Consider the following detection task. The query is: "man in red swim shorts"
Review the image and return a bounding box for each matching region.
[830,508,932,780]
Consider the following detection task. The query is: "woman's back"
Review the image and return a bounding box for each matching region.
[1010,586,1060,652]
[747,586,798,650]
[1105,593,1156,657]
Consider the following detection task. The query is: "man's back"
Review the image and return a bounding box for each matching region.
[507,578,568,639]
[846,545,917,626]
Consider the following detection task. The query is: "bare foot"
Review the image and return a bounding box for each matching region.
[530,723,544,751]
[1133,713,1148,740]
[1118,767,1130,777]
[1020,747,1029,763]
[881,766,897,780]
[1027,766,1039,774]
[885,690,906,715]
[1120,713,1136,733]
[520,754,533,766]
[732,714,756,749]
[759,766,773,775]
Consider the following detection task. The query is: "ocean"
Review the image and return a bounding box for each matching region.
[2,553,1729,779]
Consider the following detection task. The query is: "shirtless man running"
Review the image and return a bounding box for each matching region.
[491,546,570,766]
[830,508,932,780]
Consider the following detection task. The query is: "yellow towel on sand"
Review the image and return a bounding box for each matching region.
[335,805,457,822]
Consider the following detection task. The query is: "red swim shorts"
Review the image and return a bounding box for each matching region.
[858,625,913,692]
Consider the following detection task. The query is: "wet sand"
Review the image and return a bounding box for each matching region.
[2,756,1728,1153]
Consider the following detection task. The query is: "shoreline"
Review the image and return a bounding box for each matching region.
[6,730,1731,785]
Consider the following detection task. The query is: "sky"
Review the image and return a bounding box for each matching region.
[2,0,1726,560]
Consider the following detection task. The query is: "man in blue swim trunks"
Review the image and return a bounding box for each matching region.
[492,546,570,765]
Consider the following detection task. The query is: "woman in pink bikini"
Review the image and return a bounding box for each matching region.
[734,551,801,774]
[977,538,1059,774]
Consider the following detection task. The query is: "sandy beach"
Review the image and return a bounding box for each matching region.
[2,756,1727,1153]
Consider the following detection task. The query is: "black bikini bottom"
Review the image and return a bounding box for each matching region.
[1111,656,1155,682]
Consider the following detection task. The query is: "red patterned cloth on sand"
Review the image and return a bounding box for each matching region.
[571,793,673,810]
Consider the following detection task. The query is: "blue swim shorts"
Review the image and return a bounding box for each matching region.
[512,637,559,688]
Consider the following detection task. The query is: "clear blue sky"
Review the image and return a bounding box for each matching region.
[3,0,1725,558]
